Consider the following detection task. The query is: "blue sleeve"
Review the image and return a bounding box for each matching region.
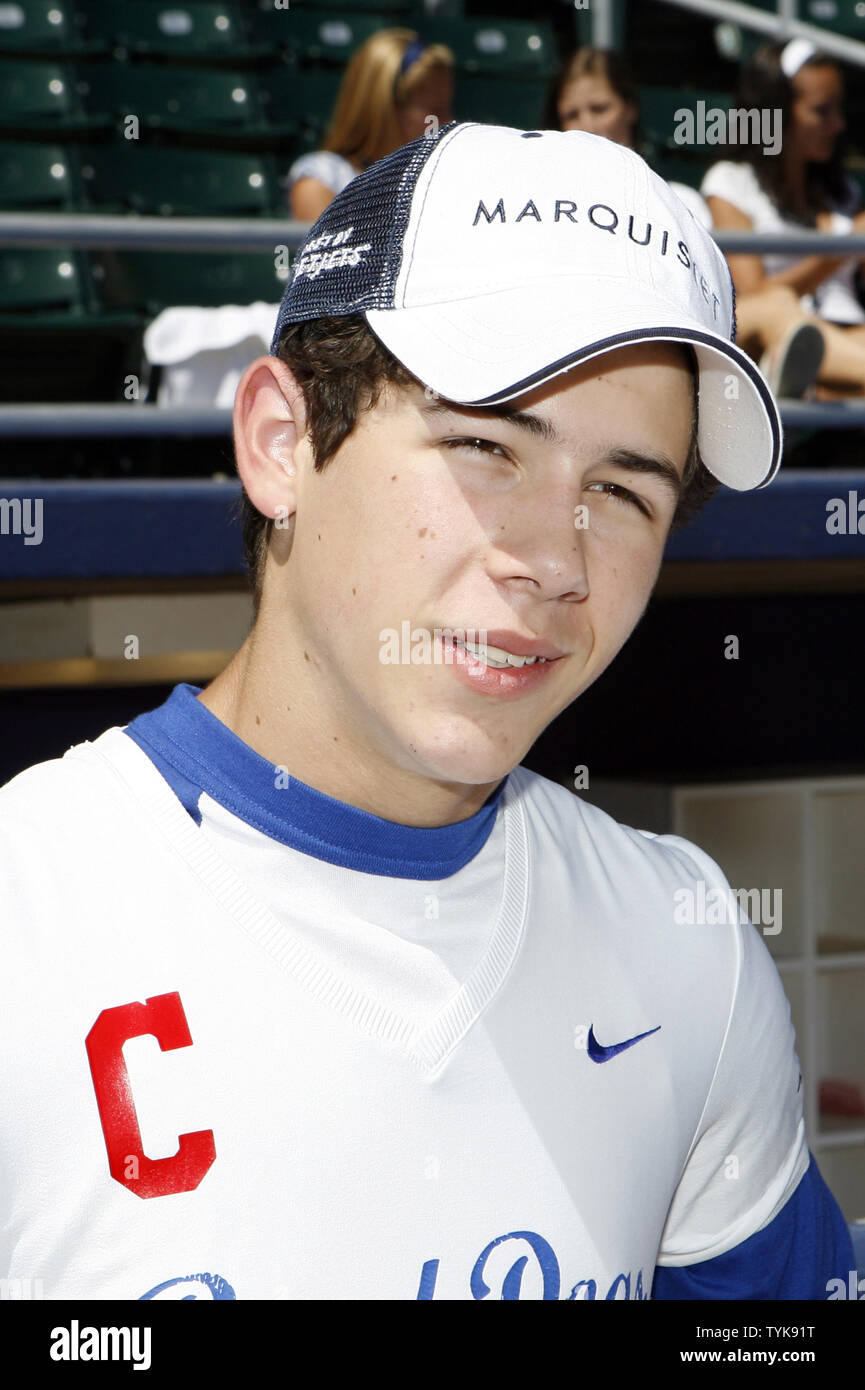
[652,1152,855,1300]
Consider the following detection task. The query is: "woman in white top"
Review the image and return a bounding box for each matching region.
[287,29,455,223]
[547,46,825,398]
[704,38,865,396]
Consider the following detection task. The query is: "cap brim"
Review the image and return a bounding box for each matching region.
[366,283,782,491]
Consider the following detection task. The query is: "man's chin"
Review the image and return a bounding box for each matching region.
[396,723,538,792]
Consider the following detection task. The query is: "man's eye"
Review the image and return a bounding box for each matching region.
[443,437,509,458]
[585,482,650,516]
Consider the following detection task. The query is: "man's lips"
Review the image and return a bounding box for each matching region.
[440,628,567,661]
[438,634,564,697]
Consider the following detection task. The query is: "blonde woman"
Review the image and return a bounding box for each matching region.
[288,29,454,222]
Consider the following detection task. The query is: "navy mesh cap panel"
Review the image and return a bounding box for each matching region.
[269,123,458,353]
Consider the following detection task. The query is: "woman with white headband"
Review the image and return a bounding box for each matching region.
[704,37,865,395]
[546,44,826,399]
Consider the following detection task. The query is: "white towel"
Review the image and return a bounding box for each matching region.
[143,303,282,407]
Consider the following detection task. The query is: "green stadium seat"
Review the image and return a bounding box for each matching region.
[93,249,287,316]
[79,143,278,216]
[0,58,102,134]
[424,18,557,78]
[80,1,258,63]
[249,0,415,9]
[799,0,865,34]
[457,77,547,131]
[257,66,341,142]
[0,245,145,403]
[0,0,104,57]
[744,0,865,38]
[254,11,397,64]
[75,61,268,143]
[639,86,734,153]
[0,139,82,208]
[0,246,85,312]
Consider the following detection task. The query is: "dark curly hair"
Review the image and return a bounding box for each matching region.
[238,316,716,618]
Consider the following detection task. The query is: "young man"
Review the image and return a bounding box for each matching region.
[0,124,853,1301]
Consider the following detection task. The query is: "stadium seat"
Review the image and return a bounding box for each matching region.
[0,0,103,57]
[0,139,82,209]
[93,249,287,316]
[74,62,268,144]
[257,66,341,143]
[251,0,415,9]
[799,0,865,33]
[79,1,258,64]
[0,246,86,313]
[0,58,102,135]
[254,11,398,64]
[79,144,278,216]
[0,249,144,403]
[457,77,547,131]
[745,0,865,37]
[424,17,557,78]
[639,86,734,153]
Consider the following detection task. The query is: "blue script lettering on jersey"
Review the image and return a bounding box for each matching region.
[139,1272,236,1300]
[416,1230,648,1300]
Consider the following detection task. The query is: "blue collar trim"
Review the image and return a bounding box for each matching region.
[124,683,507,880]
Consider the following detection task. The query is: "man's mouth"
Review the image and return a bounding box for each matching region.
[451,638,549,669]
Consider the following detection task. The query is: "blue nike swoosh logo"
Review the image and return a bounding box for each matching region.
[587,1023,661,1063]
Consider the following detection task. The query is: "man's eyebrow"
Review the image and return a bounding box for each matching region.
[420,398,564,445]
[599,448,684,502]
[420,401,685,500]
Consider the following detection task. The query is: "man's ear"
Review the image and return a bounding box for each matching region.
[233,355,308,527]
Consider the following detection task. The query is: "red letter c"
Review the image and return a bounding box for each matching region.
[86,991,216,1199]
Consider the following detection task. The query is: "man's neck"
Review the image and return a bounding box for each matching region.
[196,631,501,829]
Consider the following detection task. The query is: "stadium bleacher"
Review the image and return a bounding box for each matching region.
[0,3,566,417]
[0,0,863,749]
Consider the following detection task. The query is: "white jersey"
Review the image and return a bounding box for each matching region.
[0,684,852,1300]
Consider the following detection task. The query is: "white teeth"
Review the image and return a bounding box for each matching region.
[458,639,545,668]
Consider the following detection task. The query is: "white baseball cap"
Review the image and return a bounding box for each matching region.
[271,122,782,491]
